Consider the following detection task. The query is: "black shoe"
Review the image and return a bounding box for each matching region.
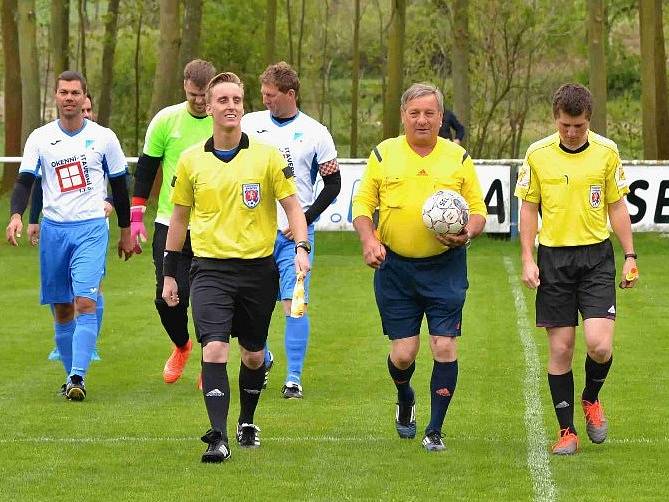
[66,376,86,401]
[281,382,303,399]
[395,400,416,439]
[422,430,446,452]
[201,429,231,463]
[236,423,261,448]
[57,383,67,397]
[263,351,274,389]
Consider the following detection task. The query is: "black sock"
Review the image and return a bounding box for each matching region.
[387,356,415,403]
[154,299,189,347]
[239,361,265,425]
[202,361,230,439]
[426,360,458,434]
[582,354,613,403]
[548,371,576,434]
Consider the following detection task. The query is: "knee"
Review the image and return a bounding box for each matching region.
[241,350,264,369]
[202,341,228,363]
[74,296,96,314]
[588,345,612,363]
[391,348,418,368]
[54,303,75,323]
[430,337,457,361]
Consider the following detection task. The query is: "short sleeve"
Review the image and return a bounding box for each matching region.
[170,154,194,207]
[103,130,128,177]
[314,125,337,165]
[351,148,382,220]
[514,155,540,203]
[460,155,487,217]
[605,149,628,202]
[142,111,167,158]
[19,130,42,175]
[271,148,297,201]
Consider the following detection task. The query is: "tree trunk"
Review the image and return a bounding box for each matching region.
[134,2,144,156]
[179,0,202,69]
[17,0,41,146]
[1,0,22,193]
[98,0,120,126]
[588,0,607,135]
[319,0,330,122]
[296,0,305,75]
[350,0,361,157]
[149,0,181,117]
[383,0,405,139]
[286,0,294,65]
[50,0,69,80]
[264,0,277,65]
[78,0,87,78]
[639,0,669,159]
[451,0,470,144]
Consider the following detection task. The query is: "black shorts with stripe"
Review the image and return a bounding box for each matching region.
[189,255,279,351]
[536,239,616,327]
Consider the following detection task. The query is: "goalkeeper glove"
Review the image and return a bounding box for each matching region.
[130,204,148,254]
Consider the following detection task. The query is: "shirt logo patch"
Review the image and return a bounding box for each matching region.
[85,139,95,149]
[517,165,530,188]
[56,161,86,192]
[242,183,261,208]
[417,169,428,176]
[590,185,602,208]
[293,132,303,141]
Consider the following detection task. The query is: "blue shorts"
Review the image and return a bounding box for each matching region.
[374,247,468,339]
[39,218,109,305]
[273,225,315,302]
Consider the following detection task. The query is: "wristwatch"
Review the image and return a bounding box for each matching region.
[624,253,637,260]
[295,240,311,254]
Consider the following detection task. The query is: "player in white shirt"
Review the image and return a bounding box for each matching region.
[5,71,135,401]
[241,62,341,399]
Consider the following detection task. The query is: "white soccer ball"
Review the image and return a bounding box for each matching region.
[422,189,469,235]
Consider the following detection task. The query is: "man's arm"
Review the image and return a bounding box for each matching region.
[279,194,311,275]
[519,200,540,289]
[162,204,191,307]
[303,163,341,225]
[130,154,162,251]
[6,172,36,246]
[352,215,386,269]
[109,173,134,261]
[608,198,637,288]
[449,111,465,143]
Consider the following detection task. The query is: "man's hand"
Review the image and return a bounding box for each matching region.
[27,224,40,246]
[521,259,540,289]
[6,214,23,246]
[435,228,470,248]
[361,233,386,269]
[117,227,135,261]
[130,205,148,254]
[619,258,638,289]
[103,200,114,218]
[162,276,180,307]
[281,226,294,240]
[294,248,311,275]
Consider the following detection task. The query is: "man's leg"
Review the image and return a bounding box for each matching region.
[581,318,614,443]
[53,303,75,376]
[91,290,104,360]
[547,326,579,454]
[389,336,420,439]
[200,340,232,463]
[423,335,458,451]
[237,347,265,448]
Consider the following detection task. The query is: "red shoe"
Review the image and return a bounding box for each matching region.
[163,339,193,384]
[551,428,579,455]
[582,400,608,444]
[197,372,203,391]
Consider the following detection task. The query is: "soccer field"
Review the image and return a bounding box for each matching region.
[0,225,667,501]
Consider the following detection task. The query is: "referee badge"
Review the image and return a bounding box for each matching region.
[590,185,602,208]
[242,183,261,208]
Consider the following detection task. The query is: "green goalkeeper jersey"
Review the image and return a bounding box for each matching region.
[142,101,213,224]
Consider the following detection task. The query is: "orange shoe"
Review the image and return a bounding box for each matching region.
[551,428,579,455]
[582,400,608,444]
[163,339,193,384]
[196,372,203,391]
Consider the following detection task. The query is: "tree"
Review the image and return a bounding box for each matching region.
[98,0,120,126]
[350,0,361,157]
[1,0,22,193]
[17,0,41,146]
[451,0,471,144]
[133,1,145,156]
[383,0,406,139]
[77,0,87,78]
[296,0,305,74]
[286,0,294,64]
[50,0,69,80]
[264,0,277,65]
[588,0,607,135]
[179,0,203,69]
[149,0,181,117]
[639,0,669,159]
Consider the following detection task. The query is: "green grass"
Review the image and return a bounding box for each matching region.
[0,215,667,500]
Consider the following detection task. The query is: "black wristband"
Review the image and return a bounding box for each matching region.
[163,250,180,278]
[624,253,637,260]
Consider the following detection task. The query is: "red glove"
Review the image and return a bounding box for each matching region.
[130,205,148,254]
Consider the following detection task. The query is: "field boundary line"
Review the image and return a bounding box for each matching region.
[504,257,556,502]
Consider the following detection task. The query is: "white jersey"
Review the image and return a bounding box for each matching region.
[19,119,127,223]
[241,110,337,228]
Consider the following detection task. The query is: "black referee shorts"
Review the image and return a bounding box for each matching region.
[189,255,279,351]
[536,239,616,328]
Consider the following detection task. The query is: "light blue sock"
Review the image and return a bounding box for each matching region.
[264,343,273,366]
[96,292,104,337]
[70,312,98,378]
[285,315,310,385]
[54,319,75,374]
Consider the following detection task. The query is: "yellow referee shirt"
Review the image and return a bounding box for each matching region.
[171,134,296,259]
[515,131,629,247]
[352,136,487,258]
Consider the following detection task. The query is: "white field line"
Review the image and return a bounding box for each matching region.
[504,257,557,502]
[1,435,666,445]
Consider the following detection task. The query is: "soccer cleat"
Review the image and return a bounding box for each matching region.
[163,339,193,384]
[57,383,67,397]
[395,400,416,439]
[422,430,446,452]
[65,375,86,401]
[281,382,303,399]
[582,400,608,444]
[197,372,203,391]
[551,428,579,455]
[263,351,274,389]
[236,423,261,448]
[201,429,231,463]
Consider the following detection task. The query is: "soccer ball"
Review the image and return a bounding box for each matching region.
[422,189,469,235]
